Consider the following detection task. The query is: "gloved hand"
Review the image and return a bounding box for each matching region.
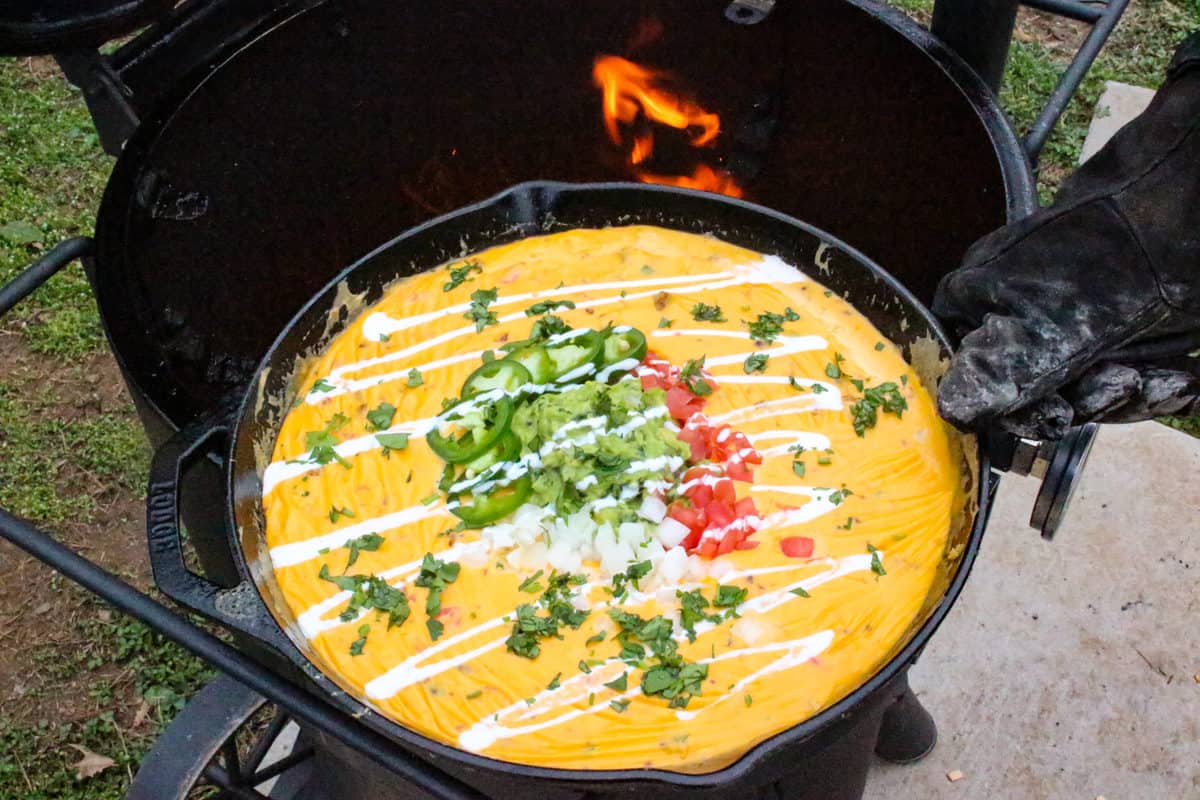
[933,32,1200,440]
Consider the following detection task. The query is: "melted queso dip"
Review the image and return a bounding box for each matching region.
[262,226,966,772]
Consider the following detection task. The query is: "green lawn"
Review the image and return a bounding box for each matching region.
[1,6,1197,795]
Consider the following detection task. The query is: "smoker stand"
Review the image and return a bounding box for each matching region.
[0,0,1125,796]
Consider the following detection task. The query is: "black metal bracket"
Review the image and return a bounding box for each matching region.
[932,0,1132,170]
[0,242,485,800]
[54,50,139,157]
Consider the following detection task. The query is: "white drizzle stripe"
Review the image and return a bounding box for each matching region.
[709,391,843,423]
[651,330,829,368]
[269,504,453,569]
[325,270,740,399]
[311,256,805,402]
[747,430,833,457]
[456,555,865,752]
[365,547,875,703]
[674,631,836,721]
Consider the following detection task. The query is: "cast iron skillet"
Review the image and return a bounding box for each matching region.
[147,181,988,792]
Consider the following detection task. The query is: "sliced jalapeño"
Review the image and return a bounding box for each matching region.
[600,327,647,367]
[503,345,555,384]
[462,360,532,398]
[546,330,604,382]
[451,474,533,528]
[427,395,514,464]
[463,429,521,474]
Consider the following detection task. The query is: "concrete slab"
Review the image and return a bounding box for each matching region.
[863,422,1200,800]
[1079,81,1157,163]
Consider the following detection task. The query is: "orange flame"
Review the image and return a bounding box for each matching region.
[592,55,742,197]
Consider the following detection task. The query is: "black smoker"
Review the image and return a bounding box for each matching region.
[0,1,1123,798]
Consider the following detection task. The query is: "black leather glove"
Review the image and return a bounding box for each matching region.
[933,32,1200,440]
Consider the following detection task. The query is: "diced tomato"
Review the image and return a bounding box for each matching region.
[667,501,704,531]
[697,537,719,558]
[717,533,739,555]
[725,460,754,483]
[677,424,709,462]
[734,497,758,518]
[705,503,735,530]
[666,386,705,421]
[735,539,760,551]
[780,536,815,559]
[713,478,737,506]
[687,484,714,508]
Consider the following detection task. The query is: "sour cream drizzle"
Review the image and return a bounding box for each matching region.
[453,551,880,752]
[309,257,805,403]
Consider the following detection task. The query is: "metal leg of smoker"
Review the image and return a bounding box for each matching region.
[1020,0,1130,164]
[931,0,1021,92]
[873,674,938,764]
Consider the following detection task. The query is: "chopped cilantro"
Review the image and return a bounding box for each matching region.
[578,659,592,674]
[657,317,673,329]
[870,547,887,576]
[464,287,499,331]
[375,432,410,452]
[328,505,355,523]
[747,311,788,342]
[547,672,562,690]
[792,460,806,478]
[744,694,753,707]
[610,698,631,713]
[811,383,829,394]
[817,455,832,466]
[342,532,384,570]
[713,585,748,608]
[349,624,370,656]
[443,259,482,292]
[415,553,461,619]
[790,587,811,598]
[828,487,853,505]
[318,564,410,629]
[529,313,571,340]
[420,492,439,505]
[518,570,545,594]
[466,690,483,700]
[676,589,720,642]
[525,300,576,316]
[874,341,886,351]
[505,572,590,659]
[743,353,769,373]
[406,368,424,387]
[366,402,396,431]
[825,361,842,380]
[690,302,725,322]
[640,264,655,274]
[604,672,628,692]
[304,414,352,468]
[850,382,908,436]
[311,377,336,394]
[783,307,800,321]
[585,631,607,646]
[427,618,445,640]
[680,357,712,396]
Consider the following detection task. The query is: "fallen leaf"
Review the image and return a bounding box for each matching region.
[132,698,151,728]
[0,221,42,246]
[69,745,116,780]
[946,770,964,783]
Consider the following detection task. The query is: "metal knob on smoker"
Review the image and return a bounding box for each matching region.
[988,423,1100,540]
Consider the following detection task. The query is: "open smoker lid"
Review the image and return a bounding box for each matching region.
[92,0,1031,431]
[0,0,173,55]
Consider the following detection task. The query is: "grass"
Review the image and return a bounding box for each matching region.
[0,59,111,357]
[0,589,216,800]
[1,10,1198,795]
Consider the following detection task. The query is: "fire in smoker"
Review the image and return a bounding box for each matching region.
[592,55,744,198]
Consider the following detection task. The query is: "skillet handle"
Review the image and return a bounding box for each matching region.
[146,411,295,654]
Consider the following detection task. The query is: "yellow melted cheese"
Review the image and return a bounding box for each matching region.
[263,226,966,772]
